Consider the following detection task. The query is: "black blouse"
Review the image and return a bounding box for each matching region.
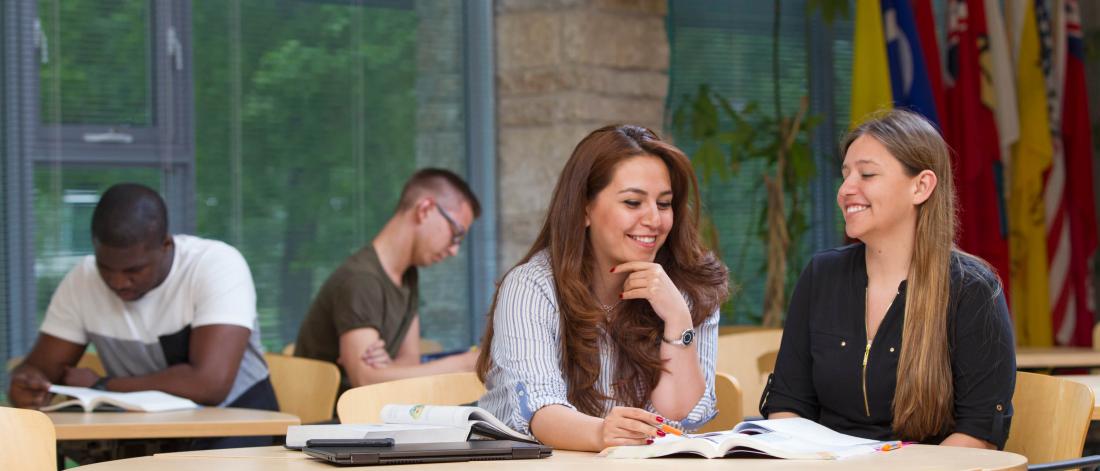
[760,244,1015,448]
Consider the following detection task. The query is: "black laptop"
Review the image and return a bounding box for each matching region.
[303,440,553,466]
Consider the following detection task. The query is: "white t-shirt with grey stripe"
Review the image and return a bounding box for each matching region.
[39,235,269,407]
[478,250,719,436]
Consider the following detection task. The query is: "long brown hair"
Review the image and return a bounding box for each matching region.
[476,124,729,416]
[845,109,981,441]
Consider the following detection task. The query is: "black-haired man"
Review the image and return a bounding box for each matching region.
[295,168,481,391]
[9,184,276,429]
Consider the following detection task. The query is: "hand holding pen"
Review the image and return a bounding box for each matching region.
[599,406,684,448]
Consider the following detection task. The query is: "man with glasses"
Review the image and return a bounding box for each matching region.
[295,168,481,394]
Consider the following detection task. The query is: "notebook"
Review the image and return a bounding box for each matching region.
[302,440,552,466]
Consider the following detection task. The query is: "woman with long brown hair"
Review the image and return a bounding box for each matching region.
[761,109,1015,448]
[476,124,729,452]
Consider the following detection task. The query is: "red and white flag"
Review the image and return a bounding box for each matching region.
[1050,0,1097,346]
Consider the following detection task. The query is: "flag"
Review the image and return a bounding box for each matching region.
[1038,0,1073,345]
[944,0,1011,301]
[851,0,894,127]
[1007,0,1054,346]
[985,0,1019,176]
[1054,0,1097,346]
[882,0,940,126]
[911,0,949,131]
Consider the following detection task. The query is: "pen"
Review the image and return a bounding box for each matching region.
[878,441,902,452]
[659,423,684,437]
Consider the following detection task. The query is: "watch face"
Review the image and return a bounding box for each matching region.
[682,329,695,345]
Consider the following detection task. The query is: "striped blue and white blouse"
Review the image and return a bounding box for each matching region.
[478,250,719,436]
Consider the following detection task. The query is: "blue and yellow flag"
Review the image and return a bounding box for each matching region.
[881,0,939,127]
[1008,0,1053,346]
[851,0,893,128]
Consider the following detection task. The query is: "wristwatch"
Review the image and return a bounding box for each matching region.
[662,328,695,347]
[91,376,110,391]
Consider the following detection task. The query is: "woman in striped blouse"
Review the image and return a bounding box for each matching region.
[475,124,729,452]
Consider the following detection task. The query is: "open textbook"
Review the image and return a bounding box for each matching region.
[601,418,884,460]
[40,385,199,413]
[286,404,535,449]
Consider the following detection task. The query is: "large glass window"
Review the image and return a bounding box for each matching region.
[190,0,475,351]
[667,0,853,324]
[5,0,488,386]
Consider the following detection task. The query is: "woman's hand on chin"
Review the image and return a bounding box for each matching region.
[612,262,691,325]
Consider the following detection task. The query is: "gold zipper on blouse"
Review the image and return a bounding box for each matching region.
[861,339,872,417]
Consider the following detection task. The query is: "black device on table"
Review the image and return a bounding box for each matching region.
[302,439,552,466]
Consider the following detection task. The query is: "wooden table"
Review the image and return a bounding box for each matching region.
[48,407,300,440]
[1059,375,1100,419]
[70,444,1027,470]
[1016,347,1100,369]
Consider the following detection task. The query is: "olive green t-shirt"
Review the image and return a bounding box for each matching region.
[294,245,418,388]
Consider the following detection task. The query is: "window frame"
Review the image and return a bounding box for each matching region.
[4,0,496,357]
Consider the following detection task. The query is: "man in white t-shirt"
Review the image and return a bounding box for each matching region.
[9,184,277,433]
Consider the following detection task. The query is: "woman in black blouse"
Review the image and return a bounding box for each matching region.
[761,109,1015,449]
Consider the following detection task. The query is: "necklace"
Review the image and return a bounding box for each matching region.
[598,299,622,314]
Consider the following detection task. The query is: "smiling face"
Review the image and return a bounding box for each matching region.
[838,135,927,244]
[585,154,674,268]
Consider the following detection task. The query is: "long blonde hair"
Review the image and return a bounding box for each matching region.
[844,110,962,441]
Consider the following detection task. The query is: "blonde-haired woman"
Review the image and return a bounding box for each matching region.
[761,109,1015,449]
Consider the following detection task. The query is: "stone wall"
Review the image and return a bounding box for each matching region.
[494,0,670,271]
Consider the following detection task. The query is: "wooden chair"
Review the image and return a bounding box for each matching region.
[0,406,56,471]
[337,372,485,424]
[76,352,106,377]
[696,372,743,433]
[716,328,783,417]
[264,353,341,424]
[717,325,776,336]
[1004,371,1094,466]
[419,338,444,355]
[281,343,296,356]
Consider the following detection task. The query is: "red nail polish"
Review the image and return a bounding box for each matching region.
[656,430,666,437]
[618,293,623,299]
[645,439,653,445]
[656,416,664,423]
[609,267,615,273]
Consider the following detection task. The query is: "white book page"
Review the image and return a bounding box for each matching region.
[734,418,880,448]
[47,385,99,407]
[380,404,476,427]
[46,385,199,412]
[379,404,534,441]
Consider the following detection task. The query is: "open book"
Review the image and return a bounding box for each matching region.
[601,418,883,460]
[40,385,200,413]
[286,404,535,449]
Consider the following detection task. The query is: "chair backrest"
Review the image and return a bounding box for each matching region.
[1005,371,1094,464]
[0,406,56,471]
[696,372,744,433]
[264,353,341,424]
[77,352,106,377]
[337,372,486,424]
[716,328,783,417]
[419,338,444,355]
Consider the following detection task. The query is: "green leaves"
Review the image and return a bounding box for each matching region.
[671,83,821,323]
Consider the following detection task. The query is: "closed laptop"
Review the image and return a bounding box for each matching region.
[303,440,552,466]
